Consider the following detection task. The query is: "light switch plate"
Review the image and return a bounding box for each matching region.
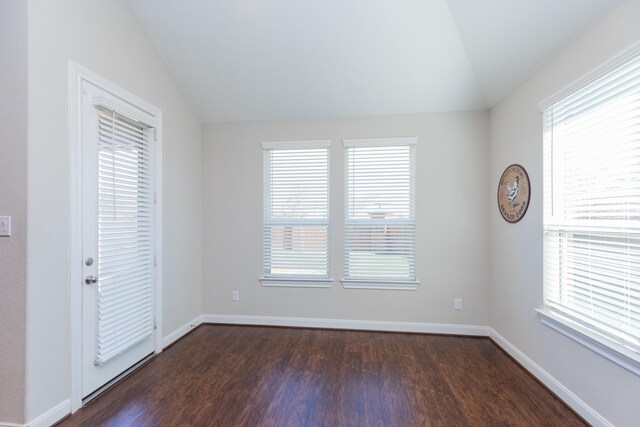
[0,216,11,237]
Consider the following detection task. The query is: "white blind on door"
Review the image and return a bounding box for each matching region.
[263,142,330,279]
[344,139,416,281]
[543,46,640,351]
[96,107,154,365]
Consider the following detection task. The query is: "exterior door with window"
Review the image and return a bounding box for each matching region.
[81,81,157,398]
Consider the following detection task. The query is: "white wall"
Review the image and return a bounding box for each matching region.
[25,0,203,420]
[489,1,640,426]
[203,112,490,326]
[0,0,27,424]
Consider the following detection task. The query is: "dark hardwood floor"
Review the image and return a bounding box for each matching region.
[58,325,586,426]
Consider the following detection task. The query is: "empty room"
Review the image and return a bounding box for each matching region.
[1,0,640,426]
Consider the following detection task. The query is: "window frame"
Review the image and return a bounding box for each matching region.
[539,42,640,376]
[260,140,332,288]
[342,137,419,291]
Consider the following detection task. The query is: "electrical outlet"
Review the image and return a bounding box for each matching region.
[232,291,239,302]
[454,298,463,310]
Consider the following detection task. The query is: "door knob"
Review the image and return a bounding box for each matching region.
[85,275,98,285]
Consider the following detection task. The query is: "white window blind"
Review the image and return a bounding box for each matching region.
[542,46,640,357]
[263,141,330,279]
[344,138,416,285]
[96,107,154,365]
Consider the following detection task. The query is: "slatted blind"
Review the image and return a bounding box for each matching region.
[96,107,154,365]
[543,46,640,351]
[263,142,330,278]
[344,139,416,281]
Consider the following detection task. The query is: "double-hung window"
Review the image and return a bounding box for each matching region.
[343,138,418,290]
[261,141,331,286]
[541,45,640,373]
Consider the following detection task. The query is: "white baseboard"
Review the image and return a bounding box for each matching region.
[1,318,609,427]
[162,314,204,349]
[202,314,490,336]
[0,399,71,427]
[29,400,70,427]
[202,314,611,426]
[488,329,612,427]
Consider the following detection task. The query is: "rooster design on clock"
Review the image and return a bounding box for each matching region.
[498,164,530,223]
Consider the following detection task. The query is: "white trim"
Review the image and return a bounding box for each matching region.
[262,140,331,150]
[202,314,489,336]
[68,59,84,414]
[342,136,417,148]
[153,115,164,357]
[260,277,333,288]
[489,329,613,427]
[0,400,72,427]
[68,61,163,413]
[28,400,70,427]
[57,299,618,427]
[539,40,640,110]
[341,279,419,291]
[536,309,640,376]
[162,315,204,348]
[198,314,613,425]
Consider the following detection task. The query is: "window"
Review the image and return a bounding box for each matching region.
[541,45,640,373]
[343,138,418,290]
[95,106,155,365]
[261,141,330,286]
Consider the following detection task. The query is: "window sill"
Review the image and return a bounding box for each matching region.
[536,308,640,376]
[341,279,419,291]
[260,277,332,288]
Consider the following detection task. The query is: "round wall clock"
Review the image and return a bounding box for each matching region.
[497,164,530,223]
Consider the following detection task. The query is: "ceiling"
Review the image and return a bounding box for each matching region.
[127,0,623,123]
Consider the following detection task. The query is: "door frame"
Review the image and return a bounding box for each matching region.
[68,61,163,413]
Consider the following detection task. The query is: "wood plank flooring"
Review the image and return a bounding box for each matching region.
[58,325,586,426]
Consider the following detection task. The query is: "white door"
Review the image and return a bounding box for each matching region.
[81,81,157,398]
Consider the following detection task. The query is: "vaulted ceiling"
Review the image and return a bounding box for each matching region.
[127,0,623,123]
